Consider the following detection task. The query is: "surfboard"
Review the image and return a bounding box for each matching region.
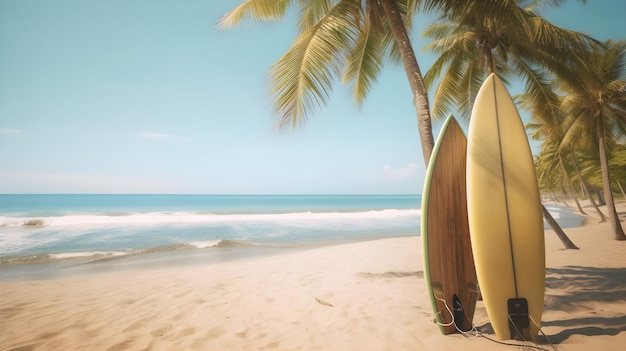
[422,115,477,334]
[466,73,545,341]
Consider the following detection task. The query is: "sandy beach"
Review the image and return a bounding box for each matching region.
[1,202,625,351]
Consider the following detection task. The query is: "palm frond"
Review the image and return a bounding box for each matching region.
[297,0,334,32]
[429,59,462,120]
[422,18,484,120]
[268,0,361,128]
[604,103,626,143]
[526,121,547,141]
[423,28,474,85]
[560,109,591,152]
[511,58,561,128]
[420,22,455,49]
[520,0,588,12]
[217,0,291,30]
[602,40,626,82]
[343,19,385,105]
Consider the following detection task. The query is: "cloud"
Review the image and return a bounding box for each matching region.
[383,162,419,180]
[0,128,23,135]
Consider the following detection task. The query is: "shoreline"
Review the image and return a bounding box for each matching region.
[1,203,625,350]
[0,203,584,282]
[0,233,421,282]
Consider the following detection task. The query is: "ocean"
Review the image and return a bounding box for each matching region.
[0,194,421,280]
[0,194,582,281]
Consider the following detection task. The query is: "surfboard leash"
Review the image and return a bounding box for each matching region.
[528,314,558,351]
[432,294,557,351]
[433,291,485,339]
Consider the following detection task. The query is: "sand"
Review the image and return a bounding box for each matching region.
[1,202,625,351]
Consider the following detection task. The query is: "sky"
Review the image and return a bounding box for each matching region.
[0,0,624,194]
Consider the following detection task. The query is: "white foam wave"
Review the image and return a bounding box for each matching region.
[48,251,127,260]
[188,240,222,248]
[0,209,420,228]
[545,206,561,219]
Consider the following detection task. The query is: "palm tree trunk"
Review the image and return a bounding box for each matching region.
[577,176,588,200]
[542,204,579,249]
[596,117,626,240]
[570,147,607,221]
[550,192,558,203]
[618,181,626,199]
[559,153,586,215]
[379,0,434,165]
[597,189,606,205]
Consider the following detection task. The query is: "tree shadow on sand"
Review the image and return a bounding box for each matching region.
[539,316,626,344]
[472,267,626,344]
[539,266,626,343]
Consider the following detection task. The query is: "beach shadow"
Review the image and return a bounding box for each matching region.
[475,316,626,345]
[541,266,626,343]
[539,316,626,344]
[545,266,626,307]
[358,271,423,279]
[474,321,494,335]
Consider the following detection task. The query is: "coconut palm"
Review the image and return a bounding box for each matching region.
[529,131,585,248]
[532,143,580,249]
[526,107,608,220]
[568,146,608,220]
[421,1,595,121]
[218,0,436,164]
[560,39,626,240]
[420,0,593,247]
[533,140,585,213]
[567,123,611,218]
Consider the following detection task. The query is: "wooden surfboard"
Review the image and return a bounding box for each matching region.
[466,73,545,341]
[422,115,477,334]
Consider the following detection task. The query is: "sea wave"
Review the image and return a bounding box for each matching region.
[0,251,127,266]
[0,209,420,228]
[0,239,283,266]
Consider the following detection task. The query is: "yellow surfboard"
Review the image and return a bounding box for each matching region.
[466,73,545,341]
[422,115,477,334]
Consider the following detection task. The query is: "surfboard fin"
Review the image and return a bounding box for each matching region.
[508,298,530,340]
[452,294,468,332]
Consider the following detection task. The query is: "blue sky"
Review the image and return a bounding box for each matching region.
[0,0,624,194]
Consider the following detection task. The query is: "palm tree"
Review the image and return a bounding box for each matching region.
[218,0,436,164]
[560,39,626,240]
[421,1,594,120]
[532,144,580,249]
[420,1,592,247]
[533,139,586,214]
[217,0,589,166]
[526,109,608,220]
[567,146,607,221]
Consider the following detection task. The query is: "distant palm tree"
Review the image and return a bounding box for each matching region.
[560,39,626,240]
[526,109,607,221]
[530,143,579,249]
[218,0,436,164]
[533,140,585,214]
